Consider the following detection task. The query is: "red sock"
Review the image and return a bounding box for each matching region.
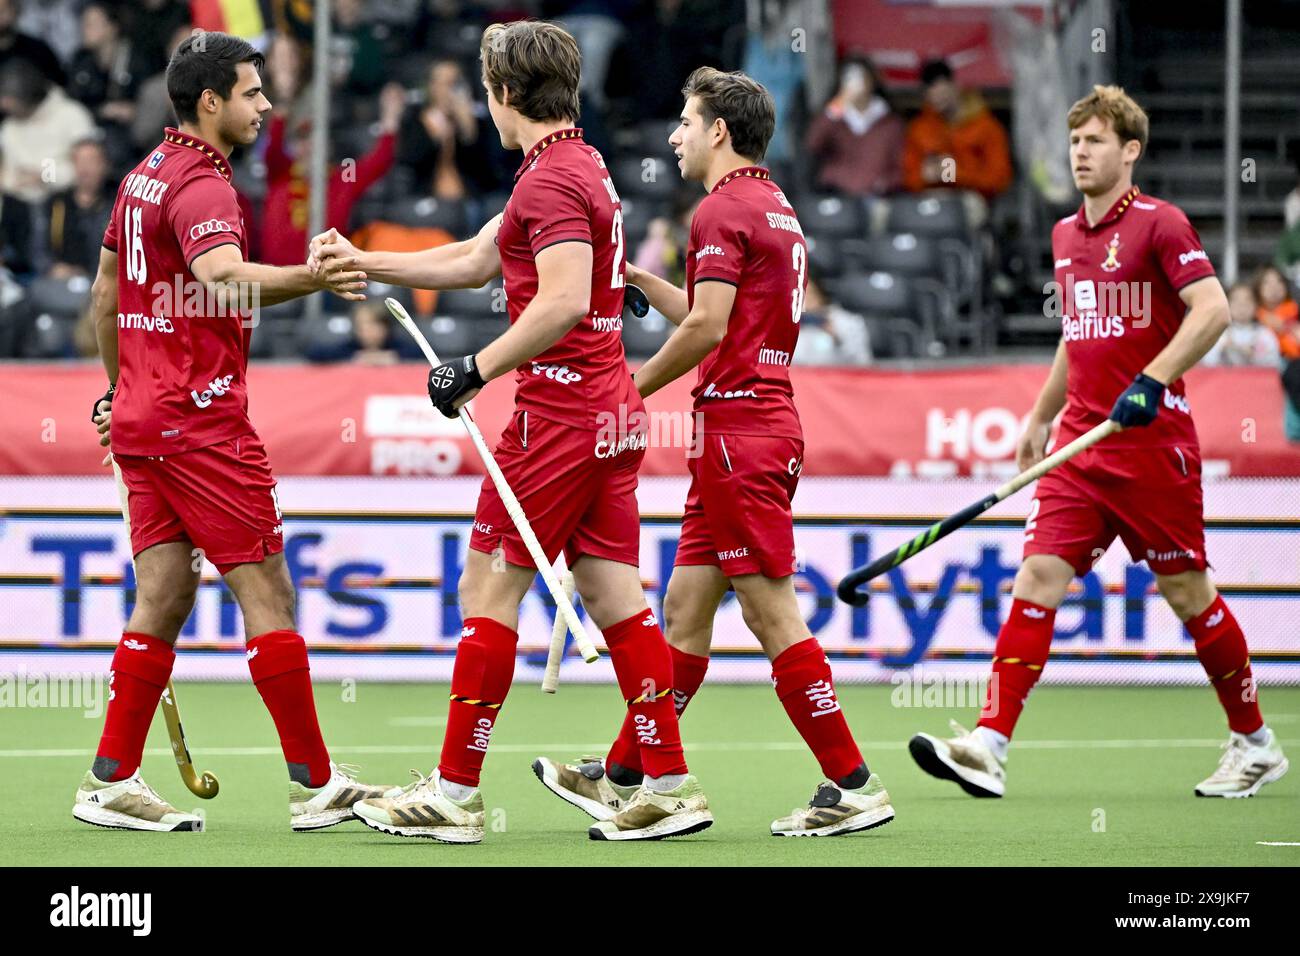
[438,617,518,788]
[1186,596,1263,734]
[608,645,708,776]
[604,609,687,778]
[978,598,1054,738]
[95,632,175,781]
[247,629,332,787]
[772,638,864,783]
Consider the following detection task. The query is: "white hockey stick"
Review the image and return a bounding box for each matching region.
[383,298,598,671]
[541,559,578,694]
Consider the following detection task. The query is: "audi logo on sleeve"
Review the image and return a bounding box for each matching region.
[189,218,234,241]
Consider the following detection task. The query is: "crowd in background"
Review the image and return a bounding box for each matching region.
[0,0,1297,429]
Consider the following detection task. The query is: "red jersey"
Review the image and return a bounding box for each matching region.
[686,166,804,440]
[1052,186,1216,449]
[497,128,641,429]
[102,128,254,456]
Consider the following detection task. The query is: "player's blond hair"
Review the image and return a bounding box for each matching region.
[1067,85,1149,160]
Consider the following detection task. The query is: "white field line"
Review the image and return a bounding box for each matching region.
[1255,842,1300,847]
[0,737,1251,759]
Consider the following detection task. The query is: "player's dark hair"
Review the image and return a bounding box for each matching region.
[1067,84,1149,162]
[166,30,264,125]
[681,67,776,164]
[920,59,953,87]
[479,20,581,124]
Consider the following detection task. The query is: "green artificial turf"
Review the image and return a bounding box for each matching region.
[5,682,1297,866]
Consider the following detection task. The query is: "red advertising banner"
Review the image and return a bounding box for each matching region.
[1,363,1297,477]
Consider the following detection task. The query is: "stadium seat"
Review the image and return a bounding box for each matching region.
[886,193,969,237]
[386,195,469,237]
[613,156,677,202]
[403,315,477,359]
[466,315,510,353]
[26,276,91,320]
[795,194,864,240]
[832,271,942,358]
[297,313,357,362]
[436,280,505,319]
[621,308,672,359]
[805,234,845,279]
[20,313,76,358]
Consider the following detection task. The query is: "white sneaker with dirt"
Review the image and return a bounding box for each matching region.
[1194,730,1288,798]
[531,755,640,822]
[587,775,713,841]
[352,768,485,843]
[72,769,203,832]
[909,720,1007,798]
[289,762,400,831]
[771,774,895,837]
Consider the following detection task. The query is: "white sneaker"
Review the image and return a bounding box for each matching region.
[352,768,485,843]
[531,755,640,822]
[771,774,895,837]
[909,720,1007,798]
[587,775,713,841]
[72,769,203,832]
[1194,731,1288,798]
[289,761,400,831]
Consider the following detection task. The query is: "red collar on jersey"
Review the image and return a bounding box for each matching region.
[1074,185,1140,231]
[163,127,232,182]
[712,166,771,192]
[515,127,584,180]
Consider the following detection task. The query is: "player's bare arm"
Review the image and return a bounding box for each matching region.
[1141,276,1230,384]
[1109,275,1229,429]
[310,214,503,291]
[625,262,689,325]
[1018,338,1069,470]
[89,246,120,449]
[190,243,368,306]
[633,278,736,399]
[476,240,592,379]
[424,240,592,418]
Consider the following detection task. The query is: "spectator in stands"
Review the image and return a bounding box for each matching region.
[39,137,113,278]
[397,59,496,201]
[631,190,699,288]
[129,0,190,78]
[0,167,34,276]
[546,0,635,113]
[350,299,399,365]
[66,3,145,131]
[259,79,404,265]
[0,0,64,85]
[334,0,387,96]
[13,0,78,67]
[1204,282,1279,366]
[805,54,902,197]
[131,23,193,152]
[902,59,1012,201]
[792,277,872,366]
[1254,265,1300,360]
[0,59,96,203]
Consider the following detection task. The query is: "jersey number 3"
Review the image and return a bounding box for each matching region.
[791,242,806,323]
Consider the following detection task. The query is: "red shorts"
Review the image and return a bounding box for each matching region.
[1024,442,1207,576]
[115,432,285,574]
[675,432,804,578]
[469,410,644,568]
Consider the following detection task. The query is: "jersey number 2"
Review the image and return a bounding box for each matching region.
[610,208,625,289]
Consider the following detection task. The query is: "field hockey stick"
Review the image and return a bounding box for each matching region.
[836,419,1121,606]
[383,297,599,666]
[540,559,578,694]
[109,456,220,797]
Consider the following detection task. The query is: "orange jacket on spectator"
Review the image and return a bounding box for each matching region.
[902,92,1012,199]
[1258,299,1300,359]
[260,114,395,265]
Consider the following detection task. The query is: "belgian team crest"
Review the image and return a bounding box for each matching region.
[1100,232,1122,272]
